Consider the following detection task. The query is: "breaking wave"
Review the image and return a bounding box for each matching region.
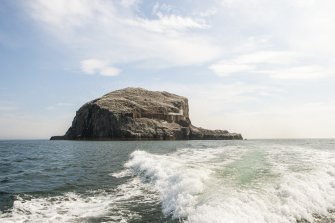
[0,177,158,223]
[125,145,335,223]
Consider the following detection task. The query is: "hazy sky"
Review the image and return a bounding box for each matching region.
[1,0,335,139]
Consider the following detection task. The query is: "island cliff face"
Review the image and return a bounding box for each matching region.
[51,88,242,140]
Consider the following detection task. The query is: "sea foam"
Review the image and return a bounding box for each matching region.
[0,177,156,223]
[125,145,335,223]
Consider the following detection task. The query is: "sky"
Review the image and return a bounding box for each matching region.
[1,0,335,139]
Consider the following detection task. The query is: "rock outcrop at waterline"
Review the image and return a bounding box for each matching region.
[51,88,243,140]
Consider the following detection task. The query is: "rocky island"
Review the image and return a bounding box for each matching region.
[51,88,242,140]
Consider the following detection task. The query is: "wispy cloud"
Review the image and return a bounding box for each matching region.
[25,0,220,69]
[209,63,254,76]
[24,0,335,71]
[126,15,208,34]
[120,0,138,8]
[210,50,334,79]
[262,65,334,79]
[26,0,95,30]
[80,59,120,77]
[233,51,300,65]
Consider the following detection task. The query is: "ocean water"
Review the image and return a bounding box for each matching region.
[0,139,335,223]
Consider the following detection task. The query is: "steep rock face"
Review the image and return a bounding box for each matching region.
[51,88,242,140]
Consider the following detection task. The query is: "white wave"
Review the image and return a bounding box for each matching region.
[125,145,335,223]
[109,169,133,178]
[0,177,158,223]
[125,147,247,219]
[125,150,210,218]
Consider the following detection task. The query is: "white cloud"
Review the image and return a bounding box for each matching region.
[126,15,208,34]
[235,51,300,65]
[24,0,335,71]
[120,0,138,8]
[209,63,254,76]
[202,0,335,81]
[25,0,219,68]
[80,59,120,76]
[209,50,298,77]
[210,50,334,79]
[27,0,94,29]
[263,65,333,79]
[217,0,335,60]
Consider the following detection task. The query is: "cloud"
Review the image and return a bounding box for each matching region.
[23,0,335,71]
[80,59,120,76]
[126,14,208,34]
[208,50,297,77]
[234,51,300,65]
[262,65,334,79]
[26,0,95,30]
[203,0,335,80]
[209,50,334,79]
[24,0,220,68]
[120,0,138,8]
[209,63,254,76]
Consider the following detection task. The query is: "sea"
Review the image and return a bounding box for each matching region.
[0,139,335,223]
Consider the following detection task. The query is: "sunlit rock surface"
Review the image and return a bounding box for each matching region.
[51,87,242,140]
